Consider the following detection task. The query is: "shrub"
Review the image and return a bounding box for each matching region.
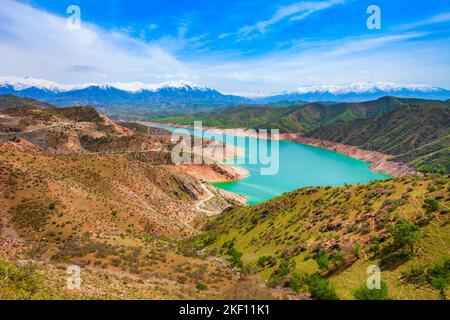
[353,281,389,300]
[423,198,440,213]
[427,257,450,299]
[289,272,306,293]
[196,283,207,291]
[48,200,57,210]
[305,275,338,300]
[228,248,243,270]
[257,255,276,268]
[316,250,330,270]
[271,259,296,281]
[331,250,344,267]
[0,258,54,299]
[195,236,216,249]
[268,259,296,287]
[352,242,362,258]
[402,265,427,284]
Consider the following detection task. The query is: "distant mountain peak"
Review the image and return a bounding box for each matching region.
[0,76,88,92]
[287,82,442,95]
[1,76,449,107]
[0,76,207,94]
[108,80,208,93]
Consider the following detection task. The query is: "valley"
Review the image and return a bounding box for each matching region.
[0,94,448,300]
[1,0,449,306]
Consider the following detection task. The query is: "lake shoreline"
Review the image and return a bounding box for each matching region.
[282,134,417,178]
[140,121,250,184]
[144,121,416,178]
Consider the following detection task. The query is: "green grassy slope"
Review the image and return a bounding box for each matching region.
[307,105,450,173]
[151,96,448,133]
[194,175,450,300]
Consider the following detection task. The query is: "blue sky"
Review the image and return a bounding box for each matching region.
[1,0,450,93]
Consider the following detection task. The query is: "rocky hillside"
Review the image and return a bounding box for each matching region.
[194,175,449,300]
[0,96,264,300]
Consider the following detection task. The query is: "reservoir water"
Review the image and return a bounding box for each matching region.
[159,125,391,205]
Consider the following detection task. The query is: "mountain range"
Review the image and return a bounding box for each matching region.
[1,77,450,115]
[258,82,450,103]
[0,77,249,114]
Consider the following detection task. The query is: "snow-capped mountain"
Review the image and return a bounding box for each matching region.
[257,82,450,103]
[0,77,248,112]
[1,77,449,112]
[288,82,441,94]
[0,77,208,93]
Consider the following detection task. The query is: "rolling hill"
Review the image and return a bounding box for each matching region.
[305,105,450,173]
[153,96,449,133]
[193,175,450,300]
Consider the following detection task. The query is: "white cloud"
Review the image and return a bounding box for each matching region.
[0,0,449,94]
[0,0,188,84]
[327,32,429,56]
[238,0,345,37]
[397,12,450,31]
[187,33,450,93]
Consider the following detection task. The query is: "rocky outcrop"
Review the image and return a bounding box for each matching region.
[175,163,249,184]
[1,138,42,153]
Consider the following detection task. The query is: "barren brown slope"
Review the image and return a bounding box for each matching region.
[0,98,269,300]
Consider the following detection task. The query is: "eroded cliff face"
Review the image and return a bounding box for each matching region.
[285,135,417,177]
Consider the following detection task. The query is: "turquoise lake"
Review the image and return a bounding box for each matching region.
[159,126,391,205]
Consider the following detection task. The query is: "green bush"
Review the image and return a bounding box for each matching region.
[316,250,330,270]
[0,258,53,300]
[423,198,440,213]
[305,275,338,300]
[195,236,216,249]
[402,265,427,284]
[228,248,243,270]
[271,259,296,281]
[289,272,306,293]
[257,255,276,268]
[353,281,389,300]
[427,257,450,299]
[331,250,344,267]
[196,283,207,291]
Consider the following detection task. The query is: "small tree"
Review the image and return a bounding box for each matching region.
[388,219,420,253]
